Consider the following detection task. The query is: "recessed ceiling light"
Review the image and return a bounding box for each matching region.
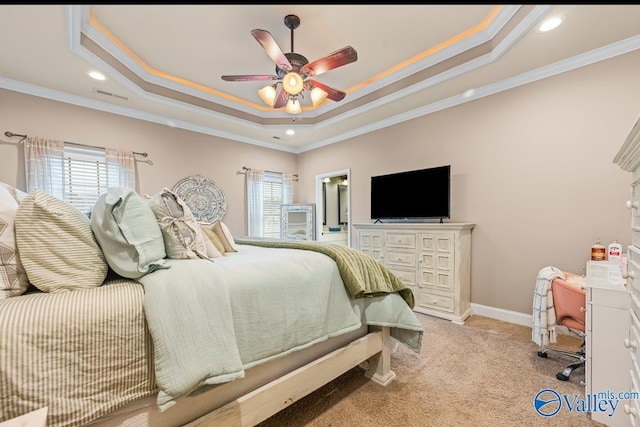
[538,16,563,33]
[89,71,106,81]
[286,129,295,136]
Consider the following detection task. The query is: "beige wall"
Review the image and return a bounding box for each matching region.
[0,91,297,235]
[297,50,640,314]
[1,50,639,316]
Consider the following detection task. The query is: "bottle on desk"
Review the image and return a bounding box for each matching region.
[591,239,606,261]
[608,239,622,265]
[608,239,624,285]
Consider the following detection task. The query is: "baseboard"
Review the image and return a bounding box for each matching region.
[469,303,574,336]
[470,303,532,327]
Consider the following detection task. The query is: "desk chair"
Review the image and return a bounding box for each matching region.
[537,273,586,381]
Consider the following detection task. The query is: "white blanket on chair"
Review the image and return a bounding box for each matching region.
[532,266,565,346]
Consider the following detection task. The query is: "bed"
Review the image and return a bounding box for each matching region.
[0,185,423,427]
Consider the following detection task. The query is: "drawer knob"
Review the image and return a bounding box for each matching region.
[580,307,586,313]
[624,338,637,350]
[624,404,637,416]
[626,271,636,280]
[433,300,438,305]
[627,200,640,209]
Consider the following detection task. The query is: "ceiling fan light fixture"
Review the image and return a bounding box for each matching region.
[285,97,302,114]
[258,84,277,106]
[310,87,328,106]
[282,72,304,95]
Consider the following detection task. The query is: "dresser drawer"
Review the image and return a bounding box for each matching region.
[387,267,416,287]
[417,290,455,313]
[385,232,416,249]
[385,249,416,268]
[628,354,640,425]
[630,178,640,230]
[359,232,384,249]
[630,246,640,294]
[361,247,383,263]
[420,268,454,292]
[419,252,453,272]
[630,308,640,365]
[419,233,454,253]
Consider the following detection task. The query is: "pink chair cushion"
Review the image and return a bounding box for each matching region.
[551,273,586,332]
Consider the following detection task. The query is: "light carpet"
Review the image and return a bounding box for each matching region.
[258,313,606,427]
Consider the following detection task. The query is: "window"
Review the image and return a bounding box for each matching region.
[63,147,107,215]
[246,170,294,238]
[262,172,284,238]
[24,137,136,217]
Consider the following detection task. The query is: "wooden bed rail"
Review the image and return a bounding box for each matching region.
[186,326,394,427]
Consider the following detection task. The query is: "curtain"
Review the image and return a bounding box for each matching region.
[23,136,65,200]
[282,173,295,204]
[246,169,265,237]
[106,148,136,190]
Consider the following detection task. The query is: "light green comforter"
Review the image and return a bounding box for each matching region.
[138,244,423,411]
[234,237,415,308]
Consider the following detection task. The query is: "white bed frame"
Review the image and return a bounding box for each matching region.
[93,326,395,427]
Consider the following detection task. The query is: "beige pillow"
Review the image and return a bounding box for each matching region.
[200,225,225,256]
[148,189,210,259]
[212,220,238,253]
[91,187,168,279]
[0,182,28,298]
[15,189,108,293]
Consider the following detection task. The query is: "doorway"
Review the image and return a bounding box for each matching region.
[315,169,350,247]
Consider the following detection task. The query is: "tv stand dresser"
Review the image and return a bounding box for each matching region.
[353,223,474,324]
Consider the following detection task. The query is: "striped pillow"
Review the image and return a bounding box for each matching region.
[0,182,28,298]
[15,189,108,293]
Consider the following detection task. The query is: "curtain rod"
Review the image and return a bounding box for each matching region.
[237,166,299,180]
[4,131,149,157]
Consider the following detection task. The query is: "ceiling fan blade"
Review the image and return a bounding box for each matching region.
[221,75,279,82]
[251,29,292,72]
[273,88,290,108]
[301,46,358,78]
[307,80,346,102]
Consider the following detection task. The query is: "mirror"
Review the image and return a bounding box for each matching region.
[280,204,315,241]
[338,184,348,225]
[315,170,350,247]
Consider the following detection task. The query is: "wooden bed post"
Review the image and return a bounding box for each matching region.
[364,326,396,386]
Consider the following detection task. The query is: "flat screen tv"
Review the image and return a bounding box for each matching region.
[371,165,450,221]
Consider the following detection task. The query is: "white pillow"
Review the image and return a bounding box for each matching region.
[0,182,28,298]
[212,220,238,253]
[91,187,169,279]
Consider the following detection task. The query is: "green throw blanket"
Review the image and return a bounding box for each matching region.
[234,237,415,309]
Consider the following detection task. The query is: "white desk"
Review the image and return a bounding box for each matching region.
[585,280,631,427]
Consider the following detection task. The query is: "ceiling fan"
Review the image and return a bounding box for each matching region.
[221,14,358,114]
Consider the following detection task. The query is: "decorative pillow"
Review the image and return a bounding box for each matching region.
[0,183,28,298]
[148,188,210,259]
[91,187,168,279]
[15,189,108,293]
[212,220,238,253]
[200,224,225,256]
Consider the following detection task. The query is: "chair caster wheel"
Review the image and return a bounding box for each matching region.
[556,372,569,381]
[538,351,548,358]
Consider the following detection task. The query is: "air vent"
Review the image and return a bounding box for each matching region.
[93,88,129,101]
